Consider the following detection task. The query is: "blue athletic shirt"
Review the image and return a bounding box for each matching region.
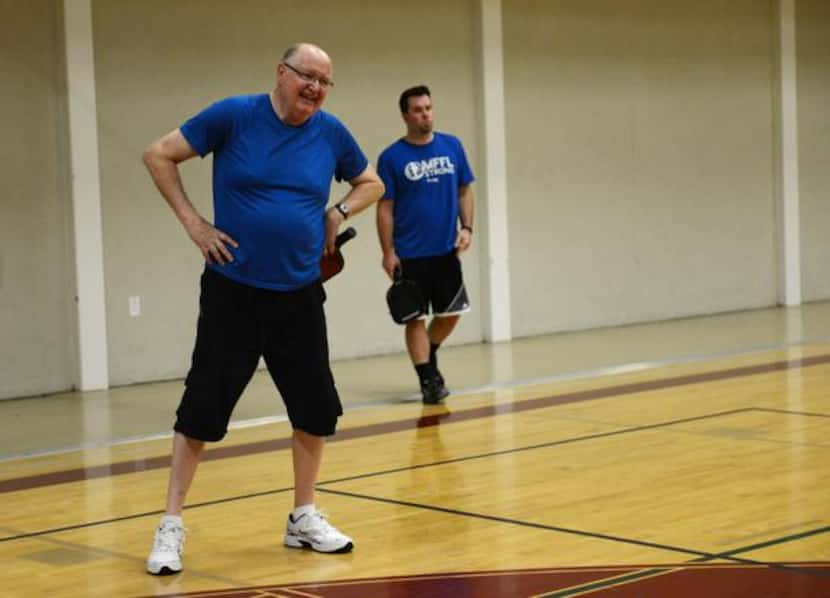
[180,94,368,290]
[377,132,474,259]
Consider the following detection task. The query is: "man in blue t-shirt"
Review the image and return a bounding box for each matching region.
[142,43,383,574]
[376,85,475,404]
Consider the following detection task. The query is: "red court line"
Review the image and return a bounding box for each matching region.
[1,353,828,495]
[139,562,830,598]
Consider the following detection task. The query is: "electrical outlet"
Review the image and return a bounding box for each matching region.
[129,296,141,317]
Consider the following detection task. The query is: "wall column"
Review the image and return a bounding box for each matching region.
[777,0,802,306]
[478,0,512,341]
[64,0,109,389]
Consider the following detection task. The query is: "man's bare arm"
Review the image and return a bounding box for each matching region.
[455,184,475,253]
[323,164,385,255]
[142,129,238,264]
[376,199,399,278]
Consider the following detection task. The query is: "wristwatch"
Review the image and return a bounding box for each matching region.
[334,202,349,219]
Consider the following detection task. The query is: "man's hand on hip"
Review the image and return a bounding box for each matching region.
[185,217,239,265]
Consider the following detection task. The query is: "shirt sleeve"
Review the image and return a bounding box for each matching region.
[180,97,238,157]
[376,150,397,201]
[332,120,369,182]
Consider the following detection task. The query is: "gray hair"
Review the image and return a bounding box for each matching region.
[282,43,302,62]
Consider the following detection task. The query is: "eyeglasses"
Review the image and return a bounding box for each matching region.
[282,62,334,89]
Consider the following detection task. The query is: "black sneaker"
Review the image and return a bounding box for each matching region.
[435,367,445,388]
[421,376,450,405]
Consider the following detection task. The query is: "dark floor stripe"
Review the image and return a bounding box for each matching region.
[0,485,295,544]
[138,563,830,598]
[752,407,830,419]
[540,560,830,598]
[317,408,752,487]
[316,487,764,565]
[539,567,675,598]
[312,489,830,588]
[0,408,750,543]
[691,525,830,578]
[706,525,830,560]
[2,353,828,495]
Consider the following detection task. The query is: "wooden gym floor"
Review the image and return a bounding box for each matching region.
[1,301,828,597]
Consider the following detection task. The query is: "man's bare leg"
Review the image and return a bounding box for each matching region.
[427,315,460,346]
[292,429,324,507]
[284,429,354,553]
[405,318,429,365]
[147,432,203,575]
[165,432,205,514]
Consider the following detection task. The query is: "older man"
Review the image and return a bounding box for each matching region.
[142,42,383,575]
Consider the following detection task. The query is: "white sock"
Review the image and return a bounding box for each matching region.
[160,514,183,526]
[292,504,316,519]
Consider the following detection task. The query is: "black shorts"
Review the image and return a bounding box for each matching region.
[400,250,471,318]
[175,268,342,442]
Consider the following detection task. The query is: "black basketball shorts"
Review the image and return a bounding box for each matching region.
[399,250,471,318]
[174,268,342,442]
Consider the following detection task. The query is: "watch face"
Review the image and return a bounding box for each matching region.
[338,203,349,216]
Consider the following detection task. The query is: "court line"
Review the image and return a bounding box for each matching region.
[3,352,826,594]
[317,488,830,582]
[536,567,677,598]
[0,414,292,463]
[695,526,830,567]
[135,562,830,598]
[0,525,249,588]
[754,407,830,419]
[0,408,755,544]
[0,408,748,543]
[0,485,294,544]
[537,526,830,596]
[3,405,827,580]
[319,409,754,486]
[552,527,830,596]
[2,352,829,494]
[316,486,765,565]
[448,338,830,402]
[4,340,828,462]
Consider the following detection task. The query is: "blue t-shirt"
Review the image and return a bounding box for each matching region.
[377,132,474,259]
[180,94,368,290]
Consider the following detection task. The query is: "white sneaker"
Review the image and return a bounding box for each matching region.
[284,510,354,553]
[146,516,186,575]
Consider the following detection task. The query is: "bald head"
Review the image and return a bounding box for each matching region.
[272,42,334,126]
[282,43,332,70]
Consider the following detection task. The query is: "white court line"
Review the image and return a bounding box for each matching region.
[0,415,290,463]
[2,337,828,462]
[446,337,830,399]
[374,337,830,404]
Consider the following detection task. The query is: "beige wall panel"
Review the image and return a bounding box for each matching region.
[797,0,830,301]
[92,0,481,385]
[0,0,76,399]
[504,1,778,337]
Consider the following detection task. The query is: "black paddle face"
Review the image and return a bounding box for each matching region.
[386,274,425,324]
